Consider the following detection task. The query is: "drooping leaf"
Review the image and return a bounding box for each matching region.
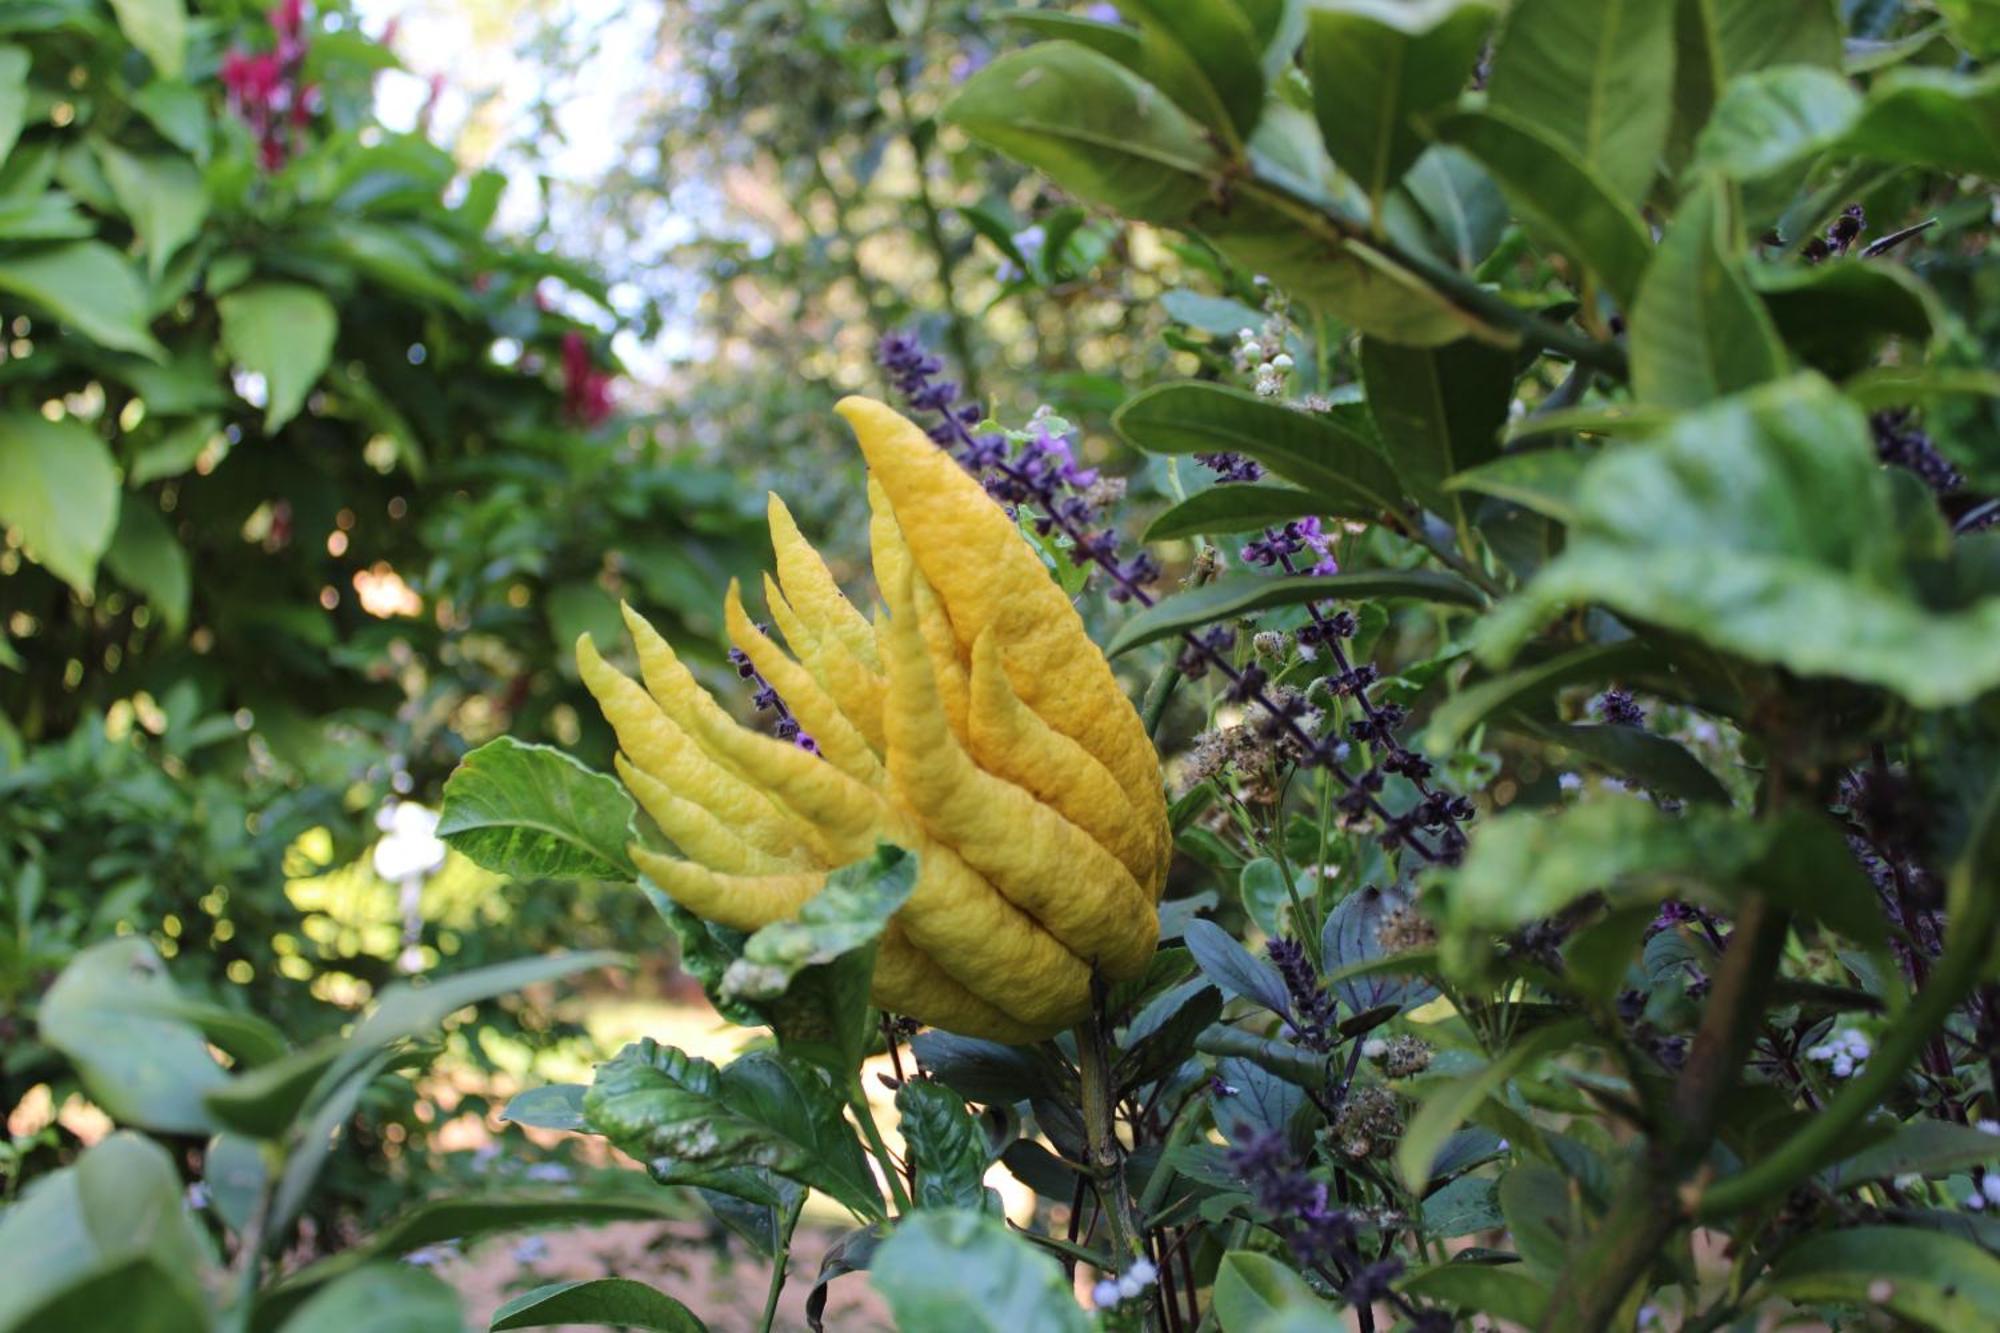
[280,1263,465,1333]
[1106,570,1484,657]
[37,937,226,1136]
[489,1278,706,1332]
[217,282,337,432]
[1628,177,1787,407]
[1183,918,1296,1019]
[1824,1120,2000,1191]
[103,499,190,634]
[94,141,207,281]
[1427,107,1654,309]
[107,0,187,79]
[1116,382,1406,515]
[1361,335,1518,521]
[1304,0,1497,218]
[1839,65,2000,180]
[584,1039,883,1222]
[896,1080,991,1211]
[0,241,165,359]
[1113,0,1266,145]
[437,737,638,880]
[1404,145,1509,270]
[869,1210,1091,1333]
[1487,0,1677,203]
[1477,375,2000,707]
[1209,1251,1338,1329]
[202,1039,342,1140]
[908,1032,1060,1106]
[1444,446,1591,528]
[0,412,120,594]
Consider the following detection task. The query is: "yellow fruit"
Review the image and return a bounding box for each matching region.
[577,396,1169,1040]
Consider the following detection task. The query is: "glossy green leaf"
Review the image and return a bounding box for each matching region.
[1397,1020,1586,1189]
[1765,1227,2000,1328]
[107,0,186,79]
[1361,334,1517,520]
[217,282,337,432]
[1444,446,1590,527]
[1825,1120,2000,1190]
[1404,144,1509,269]
[896,1081,990,1211]
[130,80,210,159]
[1629,177,1786,406]
[437,736,638,880]
[1322,883,1440,1016]
[203,1039,342,1139]
[1238,857,1288,937]
[1499,715,1732,805]
[1400,1262,1549,1325]
[1691,64,1860,179]
[94,141,207,281]
[0,412,120,594]
[1209,1250,1339,1329]
[37,937,226,1135]
[1183,918,1292,1018]
[943,42,1224,224]
[1106,569,1485,657]
[1427,641,1655,753]
[908,1031,1061,1105]
[1670,0,1843,165]
[0,241,166,359]
[997,12,1145,68]
[1752,260,1939,378]
[1304,0,1497,217]
[1840,65,2000,179]
[721,844,917,1076]
[490,1278,706,1332]
[1144,483,1330,541]
[1417,1174,1505,1238]
[1116,382,1406,515]
[203,1132,268,1236]
[499,1084,590,1133]
[1488,0,1676,203]
[869,1210,1091,1332]
[103,499,189,634]
[1427,107,1654,309]
[585,1039,883,1221]
[1478,375,2000,706]
[1113,0,1266,144]
[281,1264,465,1333]
[127,414,219,484]
[0,45,26,164]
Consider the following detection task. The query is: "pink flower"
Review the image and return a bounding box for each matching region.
[561,332,615,427]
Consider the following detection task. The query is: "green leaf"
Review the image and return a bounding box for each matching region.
[1397,1020,1586,1189]
[94,141,206,281]
[1144,484,1330,541]
[281,1263,465,1333]
[0,45,27,165]
[1106,569,1485,657]
[1183,918,1292,1017]
[489,1278,706,1332]
[130,80,210,159]
[1113,0,1266,145]
[107,0,186,78]
[1238,857,1288,936]
[1116,382,1407,515]
[437,736,638,880]
[1764,1226,2000,1329]
[998,12,1145,68]
[1444,447,1590,527]
[1629,177,1786,407]
[1435,799,1885,945]
[1825,1119,2000,1190]
[1487,0,1676,203]
[908,1032,1061,1105]
[0,412,120,593]
[1752,260,1939,379]
[1939,0,2000,58]
[1404,144,1509,270]
[942,42,1225,224]
[1399,1262,1549,1325]
[1427,107,1654,310]
[1304,0,1497,218]
[896,1081,990,1211]
[103,499,189,634]
[1209,1250,1338,1329]
[1840,65,2000,180]
[499,1084,590,1133]
[721,844,918,1077]
[126,413,218,485]
[203,1039,342,1139]
[217,282,337,432]
[585,1039,884,1222]
[37,937,226,1135]
[1322,883,1440,1016]
[1360,335,1518,521]
[1417,1174,1505,1238]
[1498,716,1732,806]
[1670,0,1843,169]
[1691,65,1860,179]
[203,1132,268,1235]
[869,1210,1092,1333]
[0,1132,211,1332]
[1478,374,2000,707]
[0,241,166,359]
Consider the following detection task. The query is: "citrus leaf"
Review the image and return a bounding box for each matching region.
[1106,570,1485,657]
[437,736,638,881]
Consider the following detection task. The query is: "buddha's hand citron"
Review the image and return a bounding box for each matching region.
[576,397,1169,1041]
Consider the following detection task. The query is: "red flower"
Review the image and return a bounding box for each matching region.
[561,331,616,427]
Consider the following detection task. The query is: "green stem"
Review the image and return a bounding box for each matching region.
[1076,979,1147,1271]
[1386,244,1629,380]
[757,1191,805,1333]
[1011,1222,1112,1268]
[1695,874,2000,1219]
[1142,661,1184,739]
[850,1078,913,1215]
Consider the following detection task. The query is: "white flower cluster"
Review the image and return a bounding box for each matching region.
[1232,323,1293,398]
[1091,1258,1159,1310]
[1965,1119,2000,1211]
[1805,1028,1871,1079]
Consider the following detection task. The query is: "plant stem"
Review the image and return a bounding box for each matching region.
[758,1191,805,1333]
[1076,977,1147,1272]
[849,1078,913,1215]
